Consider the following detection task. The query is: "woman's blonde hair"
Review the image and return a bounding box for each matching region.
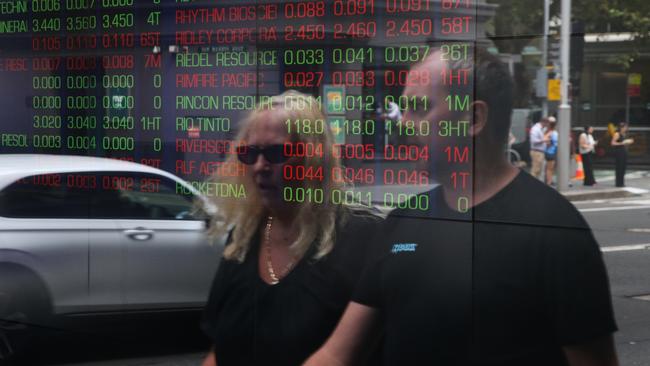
[207,90,348,263]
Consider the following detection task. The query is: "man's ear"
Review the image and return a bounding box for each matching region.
[471,101,489,137]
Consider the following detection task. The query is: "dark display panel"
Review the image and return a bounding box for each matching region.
[0,0,481,213]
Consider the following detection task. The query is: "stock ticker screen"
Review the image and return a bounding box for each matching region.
[0,0,479,214]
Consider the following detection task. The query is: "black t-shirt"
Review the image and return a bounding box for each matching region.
[353,171,617,366]
[201,212,381,366]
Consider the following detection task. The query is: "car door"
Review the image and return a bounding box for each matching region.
[103,172,221,310]
[83,172,124,313]
[0,173,90,315]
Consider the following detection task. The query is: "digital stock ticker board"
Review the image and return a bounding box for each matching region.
[0,0,487,215]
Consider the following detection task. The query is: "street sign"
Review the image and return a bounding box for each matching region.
[324,85,345,115]
[548,79,561,101]
[549,39,561,66]
[628,73,642,97]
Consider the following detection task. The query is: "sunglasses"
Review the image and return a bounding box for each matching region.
[236,144,288,165]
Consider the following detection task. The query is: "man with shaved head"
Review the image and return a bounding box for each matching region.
[304,48,618,366]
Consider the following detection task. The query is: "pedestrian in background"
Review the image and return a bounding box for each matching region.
[544,119,558,186]
[611,122,634,187]
[529,117,550,180]
[579,126,597,186]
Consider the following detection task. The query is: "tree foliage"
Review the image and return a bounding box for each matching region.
[486,0,650,66]
[485,0,559,54]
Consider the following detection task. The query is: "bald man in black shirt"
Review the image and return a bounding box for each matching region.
[305,49,618,366]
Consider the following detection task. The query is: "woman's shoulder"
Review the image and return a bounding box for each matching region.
[212,224,260,266]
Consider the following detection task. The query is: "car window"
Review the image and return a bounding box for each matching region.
[0,174,90,219]
[89,172,200,221]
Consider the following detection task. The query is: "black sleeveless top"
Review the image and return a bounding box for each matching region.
[615,131,628,152]
[201,212,381,366]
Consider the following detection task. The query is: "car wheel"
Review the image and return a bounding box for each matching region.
[0,266,51,362]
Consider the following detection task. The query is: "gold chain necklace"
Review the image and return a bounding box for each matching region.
[264,216,296,285]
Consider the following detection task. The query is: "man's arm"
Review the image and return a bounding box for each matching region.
[563,334,619,366]
[304,302,380,366]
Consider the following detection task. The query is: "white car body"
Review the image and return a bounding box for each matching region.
[0,154,223,317]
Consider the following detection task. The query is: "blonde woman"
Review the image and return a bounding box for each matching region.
[200,91,380,366]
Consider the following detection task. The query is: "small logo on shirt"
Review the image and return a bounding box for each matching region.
[391,243,418,253]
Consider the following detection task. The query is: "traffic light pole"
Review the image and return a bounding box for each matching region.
[542,0,550,118]
[558,0,572,191]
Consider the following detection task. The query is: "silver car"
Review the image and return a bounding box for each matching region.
[0,154,223,359]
